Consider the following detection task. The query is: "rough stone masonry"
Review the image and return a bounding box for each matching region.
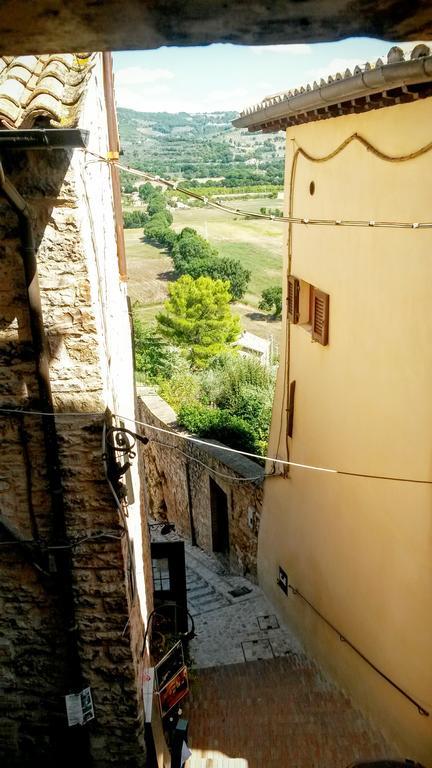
[0,128,151,766]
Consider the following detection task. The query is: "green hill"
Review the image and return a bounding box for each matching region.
[117,107,284,186]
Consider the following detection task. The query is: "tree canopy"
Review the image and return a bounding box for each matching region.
[258,285,283,317]
[156,275,240,367]
[171,227,250,301]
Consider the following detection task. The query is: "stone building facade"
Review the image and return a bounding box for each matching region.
[0,54,153,767]
[138,389,264,581]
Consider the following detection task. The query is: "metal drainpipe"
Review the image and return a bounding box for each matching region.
[0,162,91,762]
[102,51,127,281]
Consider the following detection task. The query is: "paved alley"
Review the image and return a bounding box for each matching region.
[181,541,400,768]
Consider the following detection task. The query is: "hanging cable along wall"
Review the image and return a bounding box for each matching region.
[85,132,432,230]
[1,407,432,486]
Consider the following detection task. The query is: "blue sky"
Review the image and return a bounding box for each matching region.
[112,38,406,114]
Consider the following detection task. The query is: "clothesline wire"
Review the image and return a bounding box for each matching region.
[83,149,432,231]
[1,406,431,485]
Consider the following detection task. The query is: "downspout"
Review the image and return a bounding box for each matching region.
[102,51,127,281]
[0,162,91,760]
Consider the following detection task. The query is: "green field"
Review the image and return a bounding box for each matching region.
[125,199,284,345]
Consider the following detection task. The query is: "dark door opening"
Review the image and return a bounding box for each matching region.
[210,478,229,555]
[151,540,188,634]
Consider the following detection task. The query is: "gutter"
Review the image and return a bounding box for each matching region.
[233,53,432,131]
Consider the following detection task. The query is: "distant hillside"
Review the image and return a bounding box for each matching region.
[117,107,285,186]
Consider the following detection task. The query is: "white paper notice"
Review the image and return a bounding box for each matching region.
[181,740,192,765]
[65,687,95,727]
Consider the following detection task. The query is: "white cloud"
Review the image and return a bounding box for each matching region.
[115,66,174,86]
[251,44,312,56]
[114,66,177,112]
[305,57,366,84]
[115,85,172,112]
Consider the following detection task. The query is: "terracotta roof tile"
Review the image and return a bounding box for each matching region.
[0,53,95,129]
[234,44,432,131]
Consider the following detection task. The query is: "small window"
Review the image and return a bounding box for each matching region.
[287,275,300,323]
[311,288,329,346]
[152,557,171,592]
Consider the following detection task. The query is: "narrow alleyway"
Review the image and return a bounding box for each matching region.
[181,542,400,768]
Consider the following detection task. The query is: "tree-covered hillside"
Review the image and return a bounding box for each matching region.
[117,107,285,186]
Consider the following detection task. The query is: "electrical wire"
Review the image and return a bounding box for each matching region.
[148,436,264,483]
[84,147,432,230]
[0,531,125,549]
[1,406,431,486]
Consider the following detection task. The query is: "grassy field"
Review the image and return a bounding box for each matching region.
[125,198,283,345]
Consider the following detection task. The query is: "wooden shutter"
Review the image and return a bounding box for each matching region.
[311,288,329,345]
[287,380,296,438]
[287,276,300,323]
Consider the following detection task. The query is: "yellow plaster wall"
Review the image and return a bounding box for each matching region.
[259,98,432,763]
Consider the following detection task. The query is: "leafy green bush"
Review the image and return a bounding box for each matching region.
[123,210,148,229]
[208,257,250,301]
[147,193,168,217]
[170,228,250,301]
[171,228,218,273]
[158,361,201,412]
[259,285,283,317]
[177,403,259,454]
[138,182,155,201]
[133,317,181,382]
[198,354,275,454]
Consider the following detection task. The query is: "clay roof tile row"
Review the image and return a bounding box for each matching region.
[0,53,95,129]
[235,44,432,129]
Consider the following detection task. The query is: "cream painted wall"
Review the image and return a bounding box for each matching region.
[259,98,432,763]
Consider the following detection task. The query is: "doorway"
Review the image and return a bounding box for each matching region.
[210,478,230,555]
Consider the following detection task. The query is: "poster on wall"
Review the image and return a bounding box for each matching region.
[65,687,95,727]
[157,665,189,718]
[154,640,184,691]
[154,641,189,718]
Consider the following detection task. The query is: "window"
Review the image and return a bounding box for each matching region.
[311,288,329,346]
[152,557,171,591]
[287,275,300,323]
[288,275,330,346]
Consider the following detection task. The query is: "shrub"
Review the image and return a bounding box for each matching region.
[147,193,168,217]
[133,318,181,382]
[177,403,259,454]
[123,210,148,229]
[138,182,155,201]
[158,361,201,412]
[259,285,283,317]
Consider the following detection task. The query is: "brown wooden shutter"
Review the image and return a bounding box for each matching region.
[311,288,329,345]
[287,276,300,323]
[287,380,296,438]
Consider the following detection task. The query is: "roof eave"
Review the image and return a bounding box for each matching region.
[232,54,432,131]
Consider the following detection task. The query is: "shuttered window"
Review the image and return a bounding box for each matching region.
[311,288,329,345]
[287,276,300,323]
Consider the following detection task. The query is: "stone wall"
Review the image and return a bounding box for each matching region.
[0,58,151,767]
[137,389,264,581]
[0,2,429,56]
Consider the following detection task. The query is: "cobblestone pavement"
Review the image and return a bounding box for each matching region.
[181,541,400,768]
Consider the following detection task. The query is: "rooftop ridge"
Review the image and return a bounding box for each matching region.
[234,44,432,131]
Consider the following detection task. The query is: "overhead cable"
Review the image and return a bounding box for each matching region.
[1,406,432,485]
[84,149,432,231]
